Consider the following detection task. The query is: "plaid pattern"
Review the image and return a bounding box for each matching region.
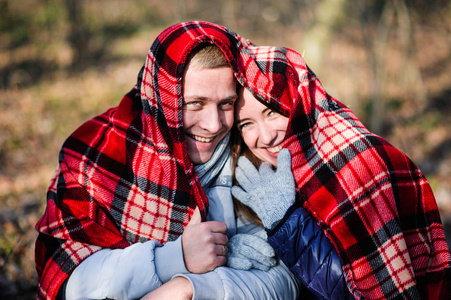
[243,45,450,299]
[34,21,250,300]
[35,21,450,299]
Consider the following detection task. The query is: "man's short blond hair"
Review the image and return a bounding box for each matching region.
[186,44,229,70]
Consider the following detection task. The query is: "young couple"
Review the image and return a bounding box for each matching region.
[35,21,450,300]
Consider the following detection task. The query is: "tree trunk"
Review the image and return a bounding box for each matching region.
[64,0,89,69]
[301,0,347,72]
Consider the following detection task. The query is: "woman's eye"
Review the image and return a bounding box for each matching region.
[238,122,251,130]
[268,110,280,118]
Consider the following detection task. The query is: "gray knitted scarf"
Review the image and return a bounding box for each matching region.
[195,132,231,189]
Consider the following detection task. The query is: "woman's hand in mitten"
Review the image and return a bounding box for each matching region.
[226,231,276,271]
[231,149,296,230]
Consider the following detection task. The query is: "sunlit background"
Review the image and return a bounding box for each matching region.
[1,0,450,298]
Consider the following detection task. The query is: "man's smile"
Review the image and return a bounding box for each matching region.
[187,134,214,143]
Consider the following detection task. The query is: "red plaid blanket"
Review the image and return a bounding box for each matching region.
[35,20,450,299]
[242,45,451,299]
[34,21,250,300]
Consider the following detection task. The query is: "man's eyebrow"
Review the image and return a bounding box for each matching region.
[183,95,208,100]
[184,94,238,101]
[223,94,238,101]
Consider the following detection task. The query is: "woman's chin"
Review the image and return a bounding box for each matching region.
[253,150,278,167]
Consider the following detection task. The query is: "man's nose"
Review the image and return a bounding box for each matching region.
[199,107,222,133]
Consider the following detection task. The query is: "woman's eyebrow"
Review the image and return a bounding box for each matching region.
[235,117,249,125]
[262,107,272,114]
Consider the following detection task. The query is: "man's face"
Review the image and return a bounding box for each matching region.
[182,65,237,165]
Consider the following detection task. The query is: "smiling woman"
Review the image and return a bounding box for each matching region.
[230,43,450,299]
[235,88,288,168]
[230,85,354,299]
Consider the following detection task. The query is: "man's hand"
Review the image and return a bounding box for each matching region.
[182,207,229,273]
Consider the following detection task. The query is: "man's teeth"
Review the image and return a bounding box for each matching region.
[190,135,213,143]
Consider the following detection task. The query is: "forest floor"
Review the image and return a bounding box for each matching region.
[0,23,450,298]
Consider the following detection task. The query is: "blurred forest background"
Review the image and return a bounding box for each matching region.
[1,0,450,298]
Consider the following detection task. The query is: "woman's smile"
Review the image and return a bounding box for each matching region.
[235,88,289,167]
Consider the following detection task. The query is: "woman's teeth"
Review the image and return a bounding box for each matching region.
[190,134,213,143]
[267,144,282,153]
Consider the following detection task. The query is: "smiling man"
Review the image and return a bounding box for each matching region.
[35,22,301,300]
[182,47,237,165]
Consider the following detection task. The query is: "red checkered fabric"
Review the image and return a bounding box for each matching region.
[242,45,451,299]
[34,21,253,300]
[34,21,450,299]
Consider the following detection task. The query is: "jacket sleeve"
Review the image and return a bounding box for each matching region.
[267,205,355,300]
[175,226,302,300]
[177,259,302,300]
[64,238,189,300]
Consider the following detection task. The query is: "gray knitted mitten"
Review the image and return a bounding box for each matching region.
[231,149,296,230]
[226,231,276,271]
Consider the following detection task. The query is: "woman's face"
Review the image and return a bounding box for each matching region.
[235,88,289,167]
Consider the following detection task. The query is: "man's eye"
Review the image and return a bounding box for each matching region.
[220,101,235,110]
[183,101,203,110]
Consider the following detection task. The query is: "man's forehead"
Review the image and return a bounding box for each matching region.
[182,66,236,87]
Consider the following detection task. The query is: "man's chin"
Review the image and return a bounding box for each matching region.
[188,152,214,165]
[186,139,219,165]
[190,157,212,165]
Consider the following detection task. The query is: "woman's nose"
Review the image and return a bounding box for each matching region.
[258,122,277,145]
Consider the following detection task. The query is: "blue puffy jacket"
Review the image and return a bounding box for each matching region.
[267,204,355,300]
